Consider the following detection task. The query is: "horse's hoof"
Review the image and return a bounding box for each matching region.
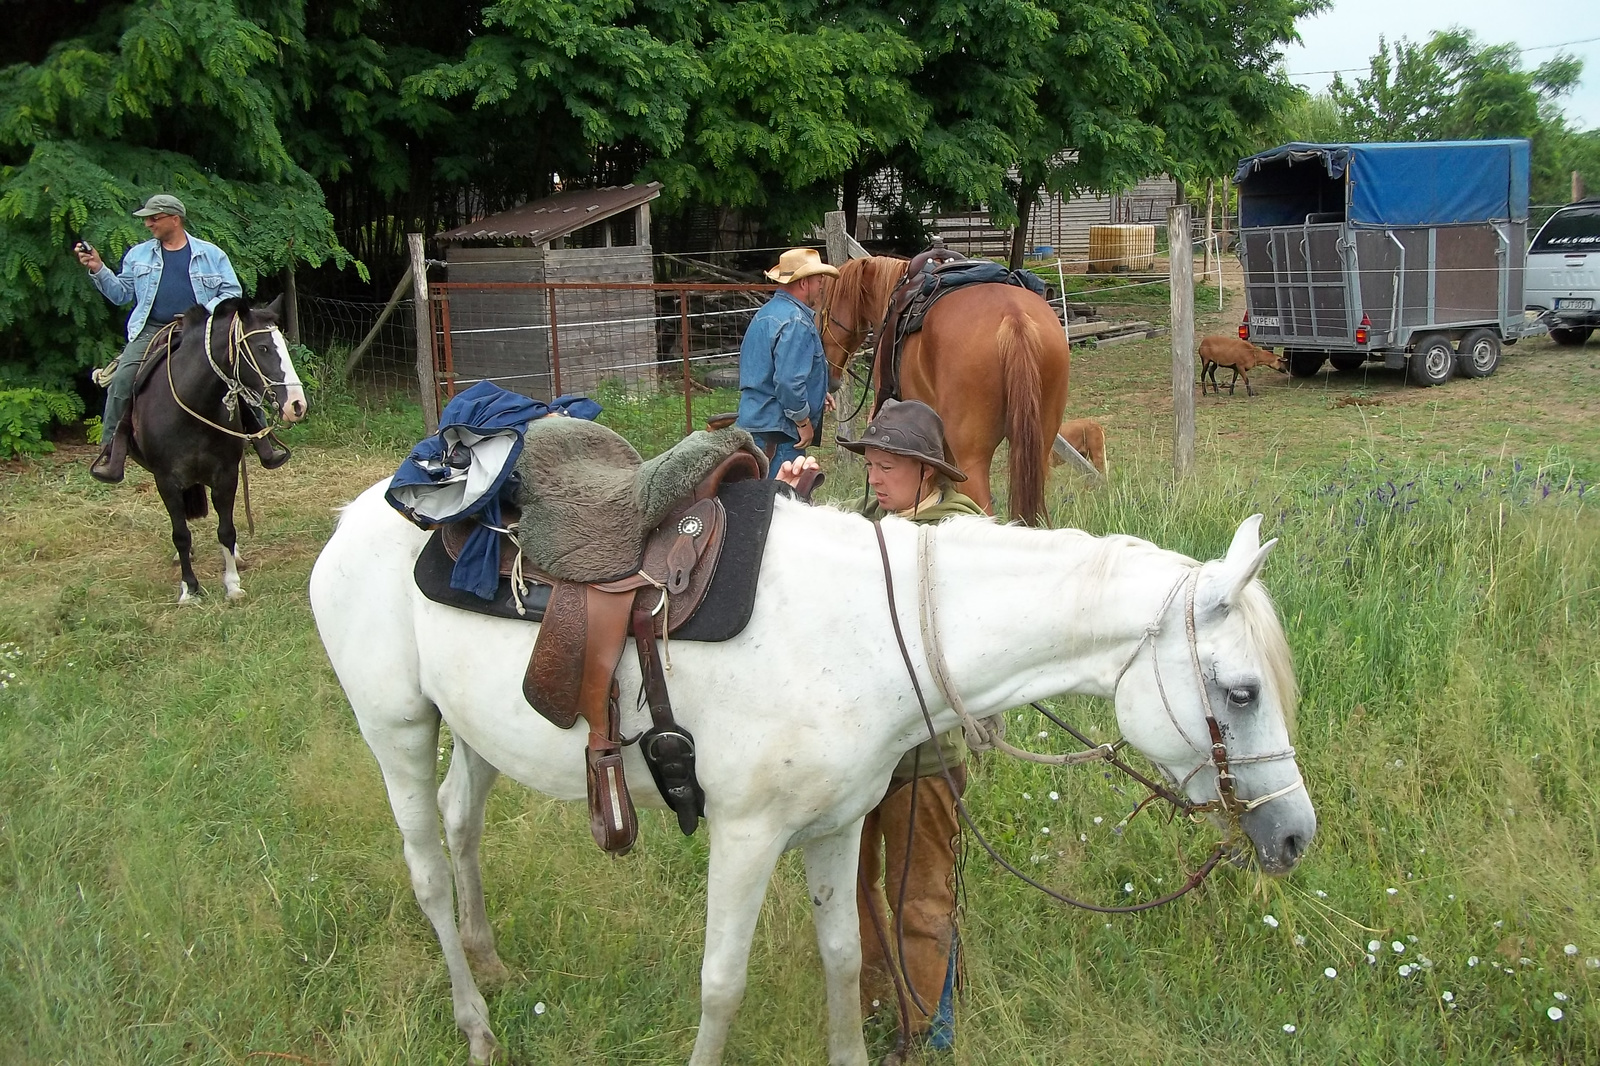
[225,586,247,602]
[467,1031,504,1064]
[177,584,199,604]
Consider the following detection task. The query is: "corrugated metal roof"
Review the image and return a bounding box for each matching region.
[435,182,662,244]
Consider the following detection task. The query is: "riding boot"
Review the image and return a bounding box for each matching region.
[89,417,131,483]
[241,406,291,469]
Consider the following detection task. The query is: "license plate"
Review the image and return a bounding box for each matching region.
[1252,315,1280,327]
[1556,298,1594,310]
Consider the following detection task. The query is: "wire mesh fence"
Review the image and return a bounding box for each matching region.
[429,281,772,434]
[297,293,421,408]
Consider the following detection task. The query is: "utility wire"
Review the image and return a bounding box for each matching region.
[1289,33,1600,78]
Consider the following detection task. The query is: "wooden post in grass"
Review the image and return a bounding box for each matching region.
[408,233,439,434]
[1169,204,1195,478]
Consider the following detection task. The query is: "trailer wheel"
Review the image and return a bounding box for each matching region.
[1329,354,1366,372]
[1550,326,1592,347]
[1407,333,1455,387]
[1286,350,1326,378]
[1456,329,1501,378]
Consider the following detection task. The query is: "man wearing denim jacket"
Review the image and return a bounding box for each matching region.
[77,193,287,481]
[736,247,839,474]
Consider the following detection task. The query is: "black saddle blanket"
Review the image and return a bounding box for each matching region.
[413,478,782,642]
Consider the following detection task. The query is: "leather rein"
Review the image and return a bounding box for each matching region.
[873,522,1304,913]
[164,313,286,441]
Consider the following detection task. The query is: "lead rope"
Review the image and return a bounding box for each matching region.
[166,315,276,441]
[874,524,1227,915]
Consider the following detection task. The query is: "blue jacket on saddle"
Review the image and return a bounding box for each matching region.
[735,290,828,441]
[91,236,242,340]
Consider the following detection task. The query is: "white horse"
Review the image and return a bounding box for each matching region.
[309,483,1316,1065]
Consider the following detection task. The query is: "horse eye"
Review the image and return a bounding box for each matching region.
[1227,686,1257,707]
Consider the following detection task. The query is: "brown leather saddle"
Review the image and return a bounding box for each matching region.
[872,246,964,411]
[448,449,764,855]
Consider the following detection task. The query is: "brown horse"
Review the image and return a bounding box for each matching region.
[819,256,1070,524]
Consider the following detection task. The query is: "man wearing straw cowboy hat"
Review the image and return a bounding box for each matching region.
[736,247,839,475]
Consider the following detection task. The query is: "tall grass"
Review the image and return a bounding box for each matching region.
[0,386,1595,1063]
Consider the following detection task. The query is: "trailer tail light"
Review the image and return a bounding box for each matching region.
[1355,314,1370,345]
[1238,313,1249,341]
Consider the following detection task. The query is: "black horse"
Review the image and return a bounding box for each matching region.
[118,296,307,601]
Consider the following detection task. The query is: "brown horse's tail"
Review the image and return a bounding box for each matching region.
[183,486,208,520]
[997,313,1046,525]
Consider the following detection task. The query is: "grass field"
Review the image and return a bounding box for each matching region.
[1,293,1597,1064]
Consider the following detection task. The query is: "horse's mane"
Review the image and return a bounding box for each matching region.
[212,296,276,323]
[823,257,907,337]
[931,515,1299,734]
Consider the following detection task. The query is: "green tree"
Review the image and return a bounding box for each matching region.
[1273,92,1350,145]
[1329,28,1588,204]
[0,0,355,394]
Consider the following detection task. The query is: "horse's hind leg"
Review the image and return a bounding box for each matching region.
[212,469,244,600]
[367,712,502,1063]
[803,823,870,1066]
[439,738,512,984]
[689,821,787,1066]
[155,480,201,602]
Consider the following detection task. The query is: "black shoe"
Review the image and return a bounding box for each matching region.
[89,443,124,483]
[253,433,291,470]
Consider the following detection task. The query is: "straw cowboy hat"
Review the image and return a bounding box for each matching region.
[764,247,840,284]
[837,399,968,482]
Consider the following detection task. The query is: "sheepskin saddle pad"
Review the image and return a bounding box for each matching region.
[515,416,766,584]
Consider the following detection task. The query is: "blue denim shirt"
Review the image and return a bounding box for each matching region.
[735,290,828,439]
[91,236,244,340]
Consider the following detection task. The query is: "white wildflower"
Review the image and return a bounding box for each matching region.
[1315,890,1328,898]
[1022,792,1032,800]
[1035,730,1047,740]
[1467,956,1479,967]
[1408,935,1419,943]
[1124,883,1134,894]
[1548,1006,1564,1021]
[1366,954,1377,965]
[1564,944,1578,957]
[1324,967,1337,979]
[1387,888,1399,896]
[1040,826,1051,835]
[1393,942,1406,954]
[1369,940,1382,953]
[1588,958,1600,969]
[1048,791,1060,801]
[534,1002,547,1016]
[1079,833,1087,842]
[1441,991,1454,1003]
[1394,759,1404,768]
[1282,1024,1296,1034]
[1263,914,1279,928]
[1093,816,1103,825]
[1554,992,1569,1002]
[1398,964,1414,977]
[1294,935,1307,947]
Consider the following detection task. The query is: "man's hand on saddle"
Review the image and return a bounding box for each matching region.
[774,455,820,489]
[75,242,103,273]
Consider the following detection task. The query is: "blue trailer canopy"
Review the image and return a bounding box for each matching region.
[1234,140,1530,229]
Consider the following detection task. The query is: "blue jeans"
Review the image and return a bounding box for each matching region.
[754,432,805,478]
[103,322,164,433]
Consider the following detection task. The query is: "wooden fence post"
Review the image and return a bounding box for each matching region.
[408,232,439,434]
[1169,204,1195,478]
[282,263,300,345]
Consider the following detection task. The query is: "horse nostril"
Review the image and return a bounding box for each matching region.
[1283,833,1304,861]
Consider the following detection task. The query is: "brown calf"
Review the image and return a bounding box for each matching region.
[1052,418,1107,475]
[1198,335,1285,397]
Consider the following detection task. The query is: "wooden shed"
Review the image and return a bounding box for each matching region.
[436,182,661,397]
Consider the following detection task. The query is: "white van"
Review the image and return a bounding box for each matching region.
[1525,198,1600,346]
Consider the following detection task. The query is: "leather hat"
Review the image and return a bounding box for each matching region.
[764,247,840,284]
[837,399,967,482]
[133,193,187,219]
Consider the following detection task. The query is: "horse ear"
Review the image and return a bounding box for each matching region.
[1206,515,1277,610]
[263,294,284,319]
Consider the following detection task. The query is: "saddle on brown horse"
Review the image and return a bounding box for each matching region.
[501,418,767,854]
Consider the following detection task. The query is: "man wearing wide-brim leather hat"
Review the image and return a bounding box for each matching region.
[777,397,982,1060]
[735,248,840,475]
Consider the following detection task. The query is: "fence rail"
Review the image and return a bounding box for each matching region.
[429,281,775,436]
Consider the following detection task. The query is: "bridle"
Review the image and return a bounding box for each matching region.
[816,284,879,423]
[165,312,289,441]
[874,522,1305,913]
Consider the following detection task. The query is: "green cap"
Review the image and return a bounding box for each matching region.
[132,193,186,219]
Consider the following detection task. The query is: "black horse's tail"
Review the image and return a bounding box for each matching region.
[183,486,208,520]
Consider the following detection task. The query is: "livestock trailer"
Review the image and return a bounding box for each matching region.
[1234,140,1530,386]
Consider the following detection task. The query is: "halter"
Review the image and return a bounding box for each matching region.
[876,522,1305,915]
[165,313,291,440]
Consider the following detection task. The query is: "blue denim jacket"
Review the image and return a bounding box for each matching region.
[735,290,828,438]
[91,236,244,340]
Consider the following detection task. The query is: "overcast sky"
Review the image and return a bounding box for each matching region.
[1284,0,1599,130]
